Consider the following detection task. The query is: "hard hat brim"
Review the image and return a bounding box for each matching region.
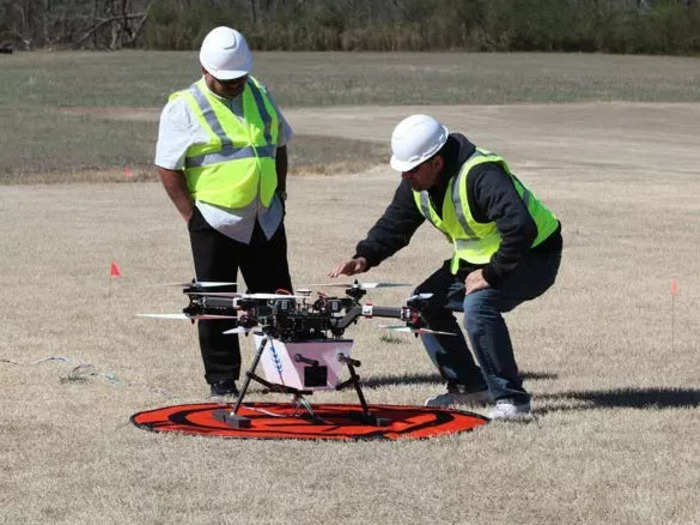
[202,61,252,80]
[199,51,253,81]
[210,67,251,80]
[390,155,424,172]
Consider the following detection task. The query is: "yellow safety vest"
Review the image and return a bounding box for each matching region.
[170,76,280,209]
[413,148,559,274]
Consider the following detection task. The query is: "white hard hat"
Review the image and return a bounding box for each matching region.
[390,114,449,172]
[199,26,253,80]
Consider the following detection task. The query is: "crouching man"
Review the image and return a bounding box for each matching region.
[329,115,562,420]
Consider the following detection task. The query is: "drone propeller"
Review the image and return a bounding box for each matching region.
[154,280,237,288]
[183,291,303,300]
[243,293,303,300]
[311,282,411,290]
[136,313,190,320]
[407,292,433,301]
[136,313,237,321]
[185,291,241,297]
[222,326,253,335]
[379,324,457,337]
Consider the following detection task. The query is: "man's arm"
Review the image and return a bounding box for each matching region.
[157,167,194,222]
[468,164,537,288]
[352,178,425,268]
[328,179,424,278]
[276,145,287,195]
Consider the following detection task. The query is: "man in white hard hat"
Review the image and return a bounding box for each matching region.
[330,114,562,420]
[155,26,293,397]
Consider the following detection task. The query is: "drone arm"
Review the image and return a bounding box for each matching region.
[331,305,365,331]
[183,294,240,318]
[366,306,405,320]
[364,304,428,331]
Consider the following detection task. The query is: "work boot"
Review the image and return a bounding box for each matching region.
[487,399,532,421]
[209,378,239,398]
[425,383,490,408]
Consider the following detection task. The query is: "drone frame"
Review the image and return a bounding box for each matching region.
[140,279,448,428]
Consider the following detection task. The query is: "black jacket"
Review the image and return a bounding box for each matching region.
[354,134,562,287]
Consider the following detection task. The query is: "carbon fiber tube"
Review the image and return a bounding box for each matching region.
[200,296,237,309]
[369,306,404,319]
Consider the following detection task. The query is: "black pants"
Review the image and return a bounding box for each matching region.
[188,207,293,384]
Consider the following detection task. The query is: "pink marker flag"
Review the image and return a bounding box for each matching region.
[671,279,678,296]
[110,261,122,277]
[123,167,133,177]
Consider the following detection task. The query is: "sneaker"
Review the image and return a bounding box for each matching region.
[487,399,532,420]
[425,387,490,408]
[209,379,239,397]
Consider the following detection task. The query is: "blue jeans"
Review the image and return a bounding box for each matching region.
[416,250,561,403]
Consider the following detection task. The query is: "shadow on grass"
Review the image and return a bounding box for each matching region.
[538,387,699,412]
[363,370,557,388]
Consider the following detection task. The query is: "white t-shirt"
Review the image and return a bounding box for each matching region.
[155,78,293,244]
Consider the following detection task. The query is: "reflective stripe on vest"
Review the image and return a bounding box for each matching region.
[171,76,279,210]
[414,148,558,273]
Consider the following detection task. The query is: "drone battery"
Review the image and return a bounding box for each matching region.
[254,334,353,391]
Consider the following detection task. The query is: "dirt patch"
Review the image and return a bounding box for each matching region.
[60,106,161,122]
[60,102,700,178]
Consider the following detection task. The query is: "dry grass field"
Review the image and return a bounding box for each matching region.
[1,52,699,524]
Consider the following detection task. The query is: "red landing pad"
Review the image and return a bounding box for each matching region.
[131,402,488,441]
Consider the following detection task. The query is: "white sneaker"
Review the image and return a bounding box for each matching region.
[487,399,532,420]
[425,389,490,408]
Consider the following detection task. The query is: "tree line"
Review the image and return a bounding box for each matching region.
[2,0,699,54]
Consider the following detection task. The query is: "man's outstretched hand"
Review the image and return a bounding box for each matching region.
[328,257,368,278]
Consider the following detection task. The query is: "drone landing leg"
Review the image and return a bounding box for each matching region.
[221,335,269,429]
[338,355,391,427]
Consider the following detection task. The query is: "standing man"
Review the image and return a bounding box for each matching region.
[155,26,293,397]
[330,114,562,420]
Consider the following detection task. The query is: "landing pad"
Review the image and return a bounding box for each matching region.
[130,402,488,441]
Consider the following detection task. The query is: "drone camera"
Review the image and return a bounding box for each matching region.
[303,364,328,388]
[294,354,328,388]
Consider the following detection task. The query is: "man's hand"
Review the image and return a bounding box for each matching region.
[465,269,491,294]
[157,167,194,222]
[328,257,368,278]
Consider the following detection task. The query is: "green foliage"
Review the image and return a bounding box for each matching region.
[2,0,699,54]
[141,0,232,50]
[133,0,700,55]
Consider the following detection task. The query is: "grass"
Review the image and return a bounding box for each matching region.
[3,50,700,108]
[1,51,699,523]
[0,111,387,182]
[1,159,698,523]
[1,50,700,182]
[379,333,404,344]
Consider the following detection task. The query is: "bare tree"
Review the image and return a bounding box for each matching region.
[0,0,152,50]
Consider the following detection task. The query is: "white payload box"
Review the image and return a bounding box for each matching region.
[254,332,353,391]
